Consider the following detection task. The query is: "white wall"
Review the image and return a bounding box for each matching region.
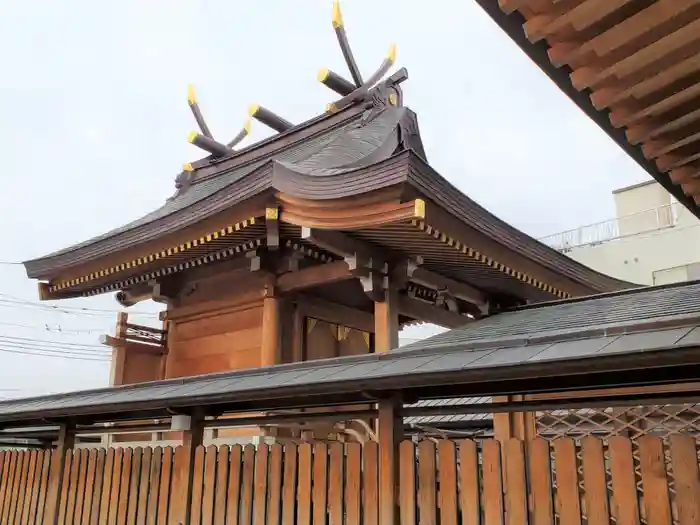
[561,181,700,286]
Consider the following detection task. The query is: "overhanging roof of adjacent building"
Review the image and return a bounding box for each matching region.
[475,0,700,216]
[0,281,699,428]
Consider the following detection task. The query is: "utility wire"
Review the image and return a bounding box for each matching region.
[0,346,109,362]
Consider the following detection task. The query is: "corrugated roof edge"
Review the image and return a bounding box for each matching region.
[3,310,700,411]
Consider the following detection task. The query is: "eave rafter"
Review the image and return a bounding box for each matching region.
[40,215,265,300]
[486,0,700,210]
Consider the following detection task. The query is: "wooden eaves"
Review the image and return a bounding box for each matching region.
[475,0,700,215]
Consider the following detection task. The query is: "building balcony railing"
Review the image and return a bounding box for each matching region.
[539,202,681,252]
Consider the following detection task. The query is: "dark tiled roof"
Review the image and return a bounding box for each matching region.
[400,281,700,352]
[1,282,700,426]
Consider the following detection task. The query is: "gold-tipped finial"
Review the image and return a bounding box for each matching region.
[248,103,260,117]
[187,131,198,144]
[325,102,338,114]
[183,163,194,172]
[317,68,330,82]
[187,84,197,105]
[243,118,252,134]
[386,43,397,64]
[332,0,343,28]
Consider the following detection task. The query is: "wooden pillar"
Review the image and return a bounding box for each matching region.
[172,412,205,525]
[109,312,128,386]
[377,398,402,525]
[374,288,399,353]
[45,422,75,525]
[261,285,282,366]
[492,395,536,442]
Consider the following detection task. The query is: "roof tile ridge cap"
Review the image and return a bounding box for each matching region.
[191,105,367,178]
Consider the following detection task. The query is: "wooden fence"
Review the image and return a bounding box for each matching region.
[0,436,699,525]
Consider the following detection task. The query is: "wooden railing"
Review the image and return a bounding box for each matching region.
[1,437,699,525]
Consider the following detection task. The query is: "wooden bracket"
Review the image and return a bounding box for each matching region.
[265,207,280,250]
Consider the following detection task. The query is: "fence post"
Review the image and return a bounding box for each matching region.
[377,397,402,525]
[44,421,75,525]
[171,410,205,525]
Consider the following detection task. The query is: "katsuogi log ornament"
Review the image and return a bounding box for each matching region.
[319,0,397,113]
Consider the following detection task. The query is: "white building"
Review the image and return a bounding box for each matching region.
[540,180,700,286]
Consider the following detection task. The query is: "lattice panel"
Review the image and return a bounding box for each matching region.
[535,403,700,525]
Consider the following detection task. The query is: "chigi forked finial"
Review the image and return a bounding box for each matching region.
[183,0,402,168]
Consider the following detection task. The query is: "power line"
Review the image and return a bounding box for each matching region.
[0,335,105,350]
[0,346,109,362]
[0,261,22,266]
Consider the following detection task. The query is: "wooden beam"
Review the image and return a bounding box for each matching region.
[265,207,280,250]
[301,226,389,270]
[397,295,471,329]
[393,262,487,307]
[277,260,356,293]
[375,288,399,352]
[109,313,128,386]
[296,294,375,333]
[100,335,167,356]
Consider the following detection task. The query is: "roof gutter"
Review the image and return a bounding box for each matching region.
[472,0,699,218]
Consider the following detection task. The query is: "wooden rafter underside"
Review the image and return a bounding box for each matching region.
[492,0,700,209]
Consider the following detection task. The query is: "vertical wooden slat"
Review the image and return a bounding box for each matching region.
[504,439,528,525]
[280,444,297,525]
[399,441,417,525]
[609,436,641,525]
[328,443,344,525]
[438,441,459,525]
[90,449,106,525]
[213,447,230,525]
[28,450,46,525]
[296,444,312,525]
[65,449,82,525]
[98,448,115,525]
[19,450,38,525]
[126,448,143,525]
[0,450,13,523]
[116,448,133,525]
[312,443,328,525]
[363,442,378,525]
[11,451,29,525]
[482,439,505,525]
[16,450,35,525]
[156,447,173,525]
[345,443,361,525]
[638,436,672,525]
[107,448,124,525]
[252,444,269,525]
[202,445,218,525]
[146,447,163,525]
[458,440,480,525]
[267,444,283,525]
[81,450,97,525]
[36,450,53,525]
[9,451,25,525]
[57,451,73,525]
[669,434,700,525]
[239,444,256,525]
[0,451,6,522]
[2,452,18,525]
[581,437,610,525]
[136,447,152,525]
[169,446,187,525]
[225,446,243,525]
[190,445,206,525]
[418,440,437,525]
[553,438,582,525]
[73,449,90,525]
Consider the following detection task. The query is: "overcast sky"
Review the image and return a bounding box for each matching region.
[0,0,650,397]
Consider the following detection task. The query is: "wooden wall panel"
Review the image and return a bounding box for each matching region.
[165,305,263,379]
